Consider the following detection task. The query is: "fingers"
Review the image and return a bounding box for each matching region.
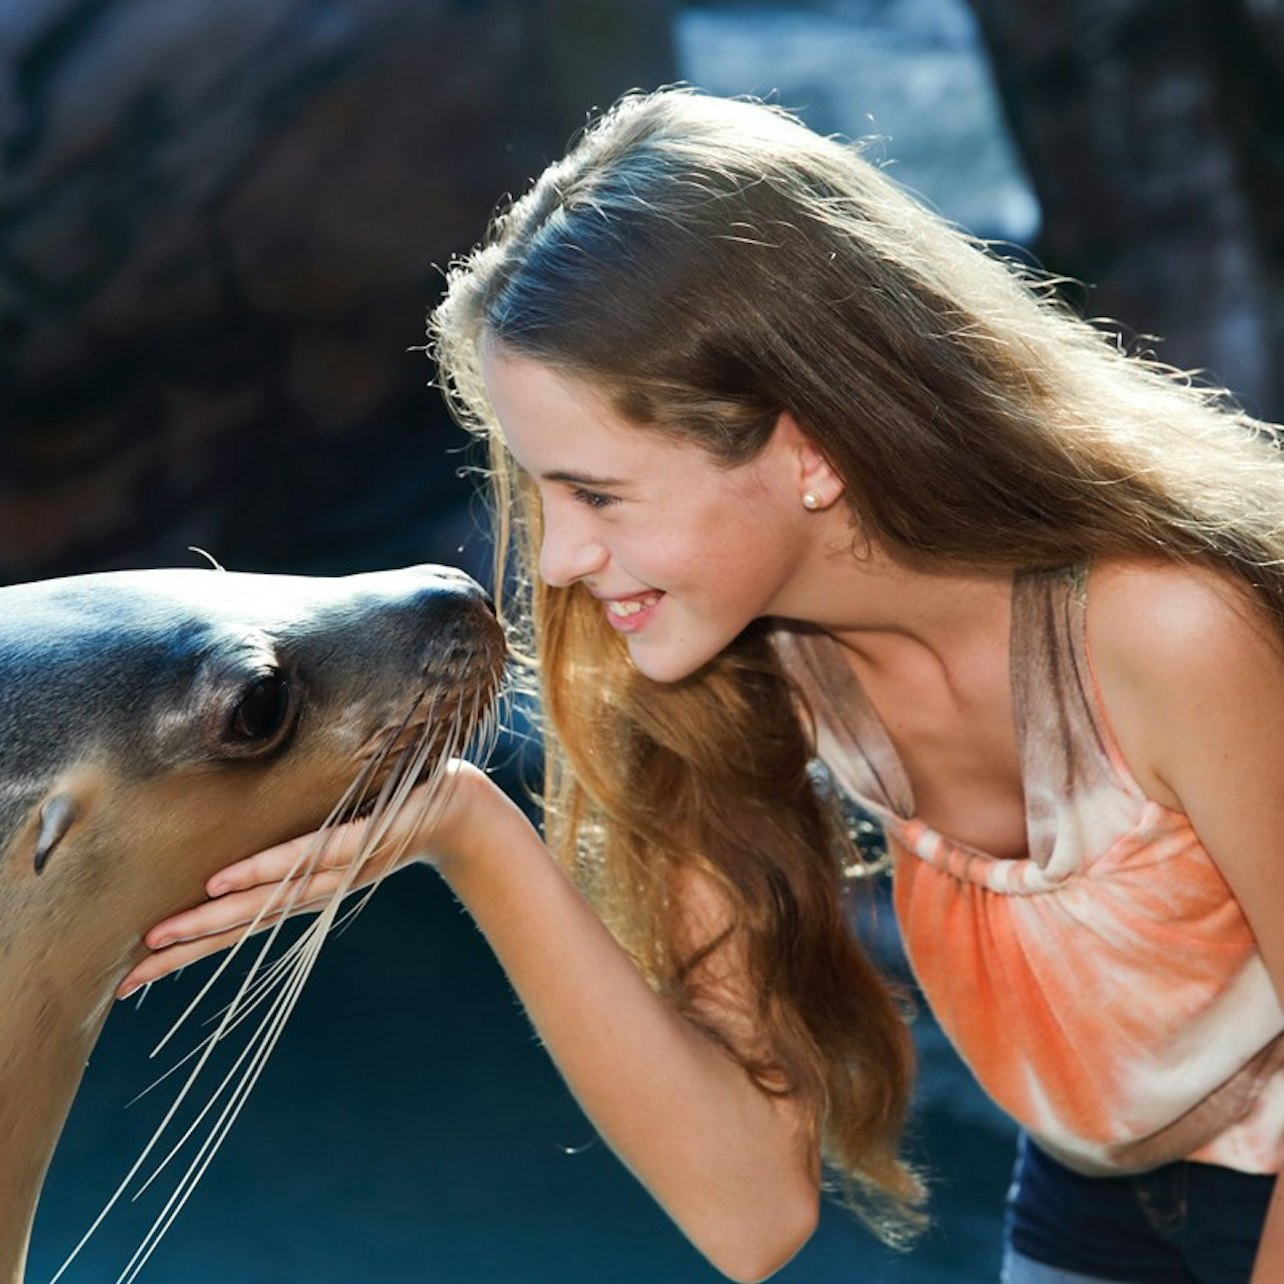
[118,929,256,997]
[120,869,358,1000]
[119,775,466,1002]
[136,825,391,952]
[205,825,364,897]
[143,880,328,951]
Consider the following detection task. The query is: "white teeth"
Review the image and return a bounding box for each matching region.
[603,590,657,616]
[607,599,646,616]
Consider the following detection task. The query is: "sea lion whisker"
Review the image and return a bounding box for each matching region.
[185,546,226,572]
[191,741,456,1151]
[327,707,479,934]
[62,800,373,1269]
[344,727,448,864]
[129,928,316,1108]
[161,732,452,1123]
[468,691,500,762]
[109,753,488,1278]
[198,825,373,1033]
[51,820,357,1282]
[196,747,417,1022]
[304,687,498,938]
[329,703,449,841]
[130,990,282,1203]
[328,759,445,932]
[377,745,461,871]
[481,688,534,773]
[356,686,435,774]
[143,852,329,1064]
[453,692,503,790]
[135,873,344,1185]
[338,790,453,933]
[124,804,385,1274]
[348,743,448,879]
[90,676,494,1280]
[133,793,387,1099]
[199,929,309,1029]
[119,912,332,1284]
[146,778,368,1061]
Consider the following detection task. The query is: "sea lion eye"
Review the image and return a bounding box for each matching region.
[227,673,290,743]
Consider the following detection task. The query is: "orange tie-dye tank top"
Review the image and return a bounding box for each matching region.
[776,564,1284,1177]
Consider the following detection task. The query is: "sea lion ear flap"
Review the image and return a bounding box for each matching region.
[34,793,78,875]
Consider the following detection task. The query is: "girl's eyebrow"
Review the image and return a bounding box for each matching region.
[543,469,630,488]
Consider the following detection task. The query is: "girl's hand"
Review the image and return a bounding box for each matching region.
[117,760,506,999]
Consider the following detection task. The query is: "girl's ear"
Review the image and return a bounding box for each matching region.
[776,411,845,511]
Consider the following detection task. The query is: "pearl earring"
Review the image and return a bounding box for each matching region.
[802,492,821,510]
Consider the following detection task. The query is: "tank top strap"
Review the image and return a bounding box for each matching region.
[1010,562,1142,876]
[770,625,911,824]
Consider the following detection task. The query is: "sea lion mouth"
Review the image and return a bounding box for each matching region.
[344,641,508,824]
[347,795,381,821]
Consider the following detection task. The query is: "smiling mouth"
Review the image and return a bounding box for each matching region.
[601,590,664,632]
[605,592,661,618]
[606,589,663,612]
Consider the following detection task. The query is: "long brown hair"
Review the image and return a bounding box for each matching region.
[430,88,1284,1238]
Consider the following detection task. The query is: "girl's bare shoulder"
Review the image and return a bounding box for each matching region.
[1085,554,1284,809]
[1088,554,1275,651]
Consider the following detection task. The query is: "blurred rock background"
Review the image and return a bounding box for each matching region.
[6,1,1282,1281]
[0,0,674,581]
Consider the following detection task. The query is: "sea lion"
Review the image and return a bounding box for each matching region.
[0,564,505,1284]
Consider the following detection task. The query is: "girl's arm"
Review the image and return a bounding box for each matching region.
[1089,559,1284,1283]
[119,766,820,1283]
[1257,1181,1284,1284]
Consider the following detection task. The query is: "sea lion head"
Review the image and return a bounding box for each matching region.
[0,562,505,1026]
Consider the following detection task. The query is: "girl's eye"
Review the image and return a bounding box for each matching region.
[572,487,617,510]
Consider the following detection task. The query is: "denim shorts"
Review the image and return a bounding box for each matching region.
[1001,1133,1276,1284]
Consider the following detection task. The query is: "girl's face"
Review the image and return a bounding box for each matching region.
[481,345,835,683]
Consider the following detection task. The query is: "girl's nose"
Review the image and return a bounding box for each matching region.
[538,513,609,588]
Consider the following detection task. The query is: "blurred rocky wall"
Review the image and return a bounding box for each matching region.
[0,0,675,583]
[968,0,1284,419]
[6,0,1281,590]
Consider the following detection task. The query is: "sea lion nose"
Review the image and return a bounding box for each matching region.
[346,566,502,659]
[412,564,492,606]
[410,568,504,648]
[416,565,496,617]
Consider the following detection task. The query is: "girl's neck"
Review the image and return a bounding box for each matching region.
[785,525,1015,679]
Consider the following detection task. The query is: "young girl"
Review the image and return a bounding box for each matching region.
[121,90,1284,1283]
